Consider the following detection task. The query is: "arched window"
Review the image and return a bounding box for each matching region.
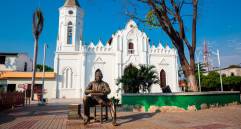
[67,22,73,44]
[128,42,134,54]
[231,72,235,76]
[160,69,166,88]
[63,67,73,88]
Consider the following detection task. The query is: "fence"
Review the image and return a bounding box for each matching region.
[0,92,25,111]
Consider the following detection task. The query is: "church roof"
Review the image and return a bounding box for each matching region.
[64,0,80,7]
[0,72,55,79]
[125,19,138,29]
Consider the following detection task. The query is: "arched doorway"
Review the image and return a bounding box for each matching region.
[160,69,166,88]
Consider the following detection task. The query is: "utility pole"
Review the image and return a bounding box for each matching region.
[197,62,201,92]
[197,50,202,92]
[217,49,223,91]
[41,43,47,104]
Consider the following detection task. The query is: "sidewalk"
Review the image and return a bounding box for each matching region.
[0,99,241,129]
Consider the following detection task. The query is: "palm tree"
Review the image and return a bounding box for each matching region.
[138,65,159,93]
[31,8,44,100]
[117,64,159,93]
[117,64,140,93]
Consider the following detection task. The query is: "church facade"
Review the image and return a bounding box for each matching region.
[54,0,180,99]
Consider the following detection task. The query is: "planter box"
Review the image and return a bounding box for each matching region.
[121,91,240,112]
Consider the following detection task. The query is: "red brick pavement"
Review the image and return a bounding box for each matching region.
[0,102,241,129]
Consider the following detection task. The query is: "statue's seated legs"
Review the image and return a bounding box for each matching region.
[83,96,110,124]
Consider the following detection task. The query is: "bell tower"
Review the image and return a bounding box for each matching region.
[56,0,83,52]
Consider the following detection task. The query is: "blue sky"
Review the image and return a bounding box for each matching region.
[0,0,241,68]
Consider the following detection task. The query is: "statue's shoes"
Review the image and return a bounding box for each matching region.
[83,116,90,125]
[112,122,119,126]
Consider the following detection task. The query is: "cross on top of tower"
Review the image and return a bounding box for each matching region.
[64,0,80,7]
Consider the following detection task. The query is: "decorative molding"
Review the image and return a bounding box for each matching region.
[94,57,106,64]
[159,58,169,65]
[123,55,137,66]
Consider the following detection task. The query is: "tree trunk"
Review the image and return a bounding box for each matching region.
[187,73,198,92]
[143,0,199,92]
[31,38,38,100]
[178,50,198,92]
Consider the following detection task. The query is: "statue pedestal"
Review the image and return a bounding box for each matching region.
[68,104,81,120]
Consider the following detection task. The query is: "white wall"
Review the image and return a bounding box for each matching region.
[0,55,17,71]
[55,52,82,98]
[0,53,32,72]
[16,54,32,72]
[149,48,180,92]
[7,78,56,99]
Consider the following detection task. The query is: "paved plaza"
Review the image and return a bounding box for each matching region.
[0,99,241,129]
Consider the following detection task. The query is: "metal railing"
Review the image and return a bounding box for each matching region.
[0,91,25,111]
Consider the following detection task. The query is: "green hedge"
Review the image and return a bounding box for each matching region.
[122,92,240,111]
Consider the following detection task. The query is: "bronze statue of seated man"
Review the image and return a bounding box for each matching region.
[83,69,117,125]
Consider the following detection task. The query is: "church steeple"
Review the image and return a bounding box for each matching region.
[64,0,80,7]
[56,0,84,52]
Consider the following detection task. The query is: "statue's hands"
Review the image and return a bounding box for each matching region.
[91,92,104,96]
[86,89,104,96]
[85,90,95,95]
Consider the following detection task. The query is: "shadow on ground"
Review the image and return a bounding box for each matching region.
[117,112,158,125]
[0,113,16,125]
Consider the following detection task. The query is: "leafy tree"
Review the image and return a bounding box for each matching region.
[138,65,159,93]
[117,64,140,93]
[127,0,199,91]
[117,64,159,93]
[223,76,241,91]
[36,64,53,72]
[201,71,220,90]
[201,71,241,91]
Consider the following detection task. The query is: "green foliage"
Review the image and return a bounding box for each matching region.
[201,71,220,89]
[117,64,139,93]
[36,64,53,72]
[117,64,159,93]
[200,71,241,91]
[138,65,159,93]
[195,63,206,73]
[223,76,241,90]
[145,10,160,27]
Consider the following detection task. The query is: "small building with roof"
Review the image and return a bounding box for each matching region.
[0,52,56,100]
[0,52,32,72]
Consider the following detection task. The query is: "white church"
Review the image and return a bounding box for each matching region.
[54,0,180,99]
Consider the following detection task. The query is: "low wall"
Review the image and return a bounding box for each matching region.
[121,91,240,112]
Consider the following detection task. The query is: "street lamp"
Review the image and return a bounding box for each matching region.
[40,43,47,105]
[196,50,202,92]
[217,49,223,91]
[211,49,223,91]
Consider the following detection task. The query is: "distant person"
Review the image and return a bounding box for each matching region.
[162,85,172,93]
